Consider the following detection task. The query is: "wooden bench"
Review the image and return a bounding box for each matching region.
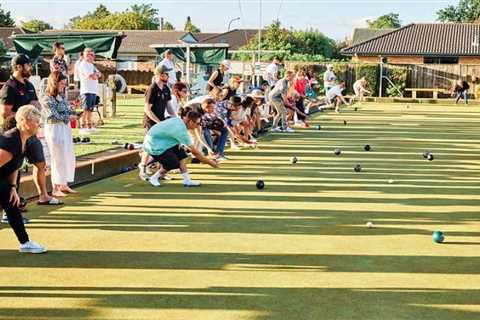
[405,88,449,99]
[127,84,148,94]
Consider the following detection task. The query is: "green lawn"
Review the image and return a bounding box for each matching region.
[72,96,145,157]
[1,103,480,320]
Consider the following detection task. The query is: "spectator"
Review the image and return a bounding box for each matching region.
[353,77,371,101]
[249,89,271,133]
[201,98,229,161]
[269,70,295,133]
[326,81,349,113]
[157,49,177,88]
[294,70,309,127]
[453,80,469,104]
[265,57,280,87]
[0,54,61,212]
[0,105,47,253]
[42,71,77,197]
[50,42,69,77]
[222,76,242,101]
[207,60,230,93]
[143,64,177,131]
[78,48,102,135]
[323,64,337,92]
[168,82,188,118]
[141,110,219,187]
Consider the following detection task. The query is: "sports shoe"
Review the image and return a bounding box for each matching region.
[19,240,47,254]
[149,177,161,187]
[184,180,201,187]
[271,127,282,132]
[283,127,295,133]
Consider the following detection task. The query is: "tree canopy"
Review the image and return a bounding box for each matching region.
[437,0,480,22]
[21,19,53,33]
[0,4,15,27]
[367,13,401,29]
[184,16,200,32]
[163,21,175,30]
[69,4,160,30]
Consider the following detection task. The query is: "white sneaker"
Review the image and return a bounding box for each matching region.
[284,127,295,133]
[149,177,161,187]
[19,240,47,254]
[271,127,282,132]
[184,180,201,187]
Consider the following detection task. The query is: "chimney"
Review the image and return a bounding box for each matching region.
[160,17,164,31]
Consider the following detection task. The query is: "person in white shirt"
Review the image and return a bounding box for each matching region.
[353,77,371,101]
[157,49,177,87]
[73,52,83,90]
[265,57,280,87]
[323,64,337,92]
[326,81,349,113]
[78,48,102,134]
[166,82,188,118]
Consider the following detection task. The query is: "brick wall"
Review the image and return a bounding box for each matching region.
[387,56,423,64]
[459,57,480,65]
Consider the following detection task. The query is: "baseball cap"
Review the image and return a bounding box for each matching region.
[155,63,172,75]
[11,54,31,67]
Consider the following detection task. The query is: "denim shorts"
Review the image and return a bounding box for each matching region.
[81,93,97,111]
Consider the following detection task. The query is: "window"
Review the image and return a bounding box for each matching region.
[424,56,459,64]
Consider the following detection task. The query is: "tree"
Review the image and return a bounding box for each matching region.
[367,13,401,29]
[21,19,53,32]
[233,20,336,62]
[69,4,160,30]
[184,16,200,32]
[437,0,480,22]
[0,4,15,27]
[163,21,175,30]
[0,40,6,56]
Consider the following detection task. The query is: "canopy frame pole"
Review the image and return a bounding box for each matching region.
[186,45,191,95]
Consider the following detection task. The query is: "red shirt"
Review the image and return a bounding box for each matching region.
[294,79,307,97]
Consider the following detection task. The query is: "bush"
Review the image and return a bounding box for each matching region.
[355,64,378,96]
[385,66,408,97]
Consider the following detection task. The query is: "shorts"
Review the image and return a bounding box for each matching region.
[326,95,339,104]
[81,93,97,111]
[26,136,46,164]
[151,145,188,171]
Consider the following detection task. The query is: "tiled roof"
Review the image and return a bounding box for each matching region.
[0,27,26,49]
[202,29,260,50]
[350,28,395,46]
[342,23,480,56]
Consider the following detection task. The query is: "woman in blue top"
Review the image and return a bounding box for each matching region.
[42,71,77,197]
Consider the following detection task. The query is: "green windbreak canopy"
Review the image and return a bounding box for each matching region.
[12,31,125,59]
[151,44,228,66]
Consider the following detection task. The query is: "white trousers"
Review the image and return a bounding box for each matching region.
[44,123,76,185]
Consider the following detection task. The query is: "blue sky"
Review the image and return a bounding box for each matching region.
[3,0,458,40]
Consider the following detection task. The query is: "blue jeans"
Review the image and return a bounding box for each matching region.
[203,127,228,156]
[455,91,468,104]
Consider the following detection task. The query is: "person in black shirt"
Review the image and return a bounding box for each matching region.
[0,105,47,253]
[453,80,470,104]
[207,60,230,92]
[0,54,62,211]
[143,64,177,130]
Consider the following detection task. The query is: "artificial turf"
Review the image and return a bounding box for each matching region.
[1,103,480,320]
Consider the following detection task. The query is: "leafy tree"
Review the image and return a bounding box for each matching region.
[184,16,200,32]
[233,20,336,62]
[0,40,6,56]
[21,19,53,32]
[367,13,401,29]
[0,4,15,27]
[163,21,175,30]
[437,0,480,22]
[69,4,160,30]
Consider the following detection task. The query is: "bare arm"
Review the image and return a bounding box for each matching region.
[166,100,177,118]
[144,103,162,124]
[192,128,214,155]
[207,71,219,90]
[187,144,218,168]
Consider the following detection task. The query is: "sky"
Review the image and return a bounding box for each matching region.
[2,0,459,40]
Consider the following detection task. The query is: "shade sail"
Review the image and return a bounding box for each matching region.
[12,32,125,59]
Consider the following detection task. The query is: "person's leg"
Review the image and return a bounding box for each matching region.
[216,127,228,156]
[26,137,55,203]
[296,98,306,122]
[203,128,215,151]
[278,103,288,130]
[464,91,468,104]
[455,92,461,104]
[335,97,342,112]
[0,187,29,244]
